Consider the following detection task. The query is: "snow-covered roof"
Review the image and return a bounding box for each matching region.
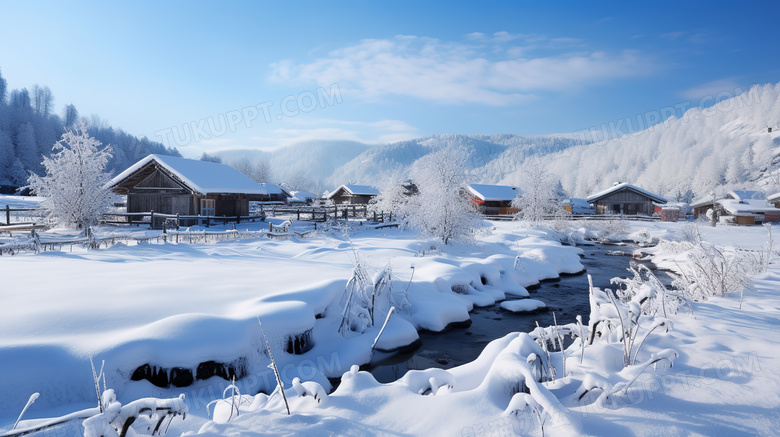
[109,154,269,195]
[720,198,780,215]
[291,191,317,200]
[728,190,764,202]
[768,192,780,202]
[328,184,380,198]
[690,196,717,208]
[586,183,667,204]
[261,183,285,195]
[562,198,594,213]
[466,184,519,202]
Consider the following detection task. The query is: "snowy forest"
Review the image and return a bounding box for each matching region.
[0,68,180,192]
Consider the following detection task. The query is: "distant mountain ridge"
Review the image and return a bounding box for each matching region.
[218,82,780,201]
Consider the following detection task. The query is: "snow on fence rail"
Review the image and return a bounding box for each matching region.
[101,212,268,229]
[483,214,661,222]
[0,229,288,256]
[258,204,389,222]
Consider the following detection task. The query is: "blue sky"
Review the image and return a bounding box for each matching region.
[1,0,779,157]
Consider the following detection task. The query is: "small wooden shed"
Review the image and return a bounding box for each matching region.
[108,154,270,217]
[466,184,520,215]
[586,183,667,215]
[327,184,380,205]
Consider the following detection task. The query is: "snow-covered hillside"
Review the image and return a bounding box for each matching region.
[537,82,780,200]
[218,140,370,190]
[219,82,780,202]
[328,134,584,187]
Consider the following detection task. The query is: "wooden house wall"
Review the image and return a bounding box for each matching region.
[211,195,249,217]
[128,193,197,215]
[592,190,657,215]
[331,189,375,205]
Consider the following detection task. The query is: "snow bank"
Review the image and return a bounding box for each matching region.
[0,219,583,419]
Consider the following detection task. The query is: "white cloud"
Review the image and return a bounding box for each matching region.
[188,117,420,154]
[270,34,649,106]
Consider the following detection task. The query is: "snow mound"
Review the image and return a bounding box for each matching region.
[500,299,548,313]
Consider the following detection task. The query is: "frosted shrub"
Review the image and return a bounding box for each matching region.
[593,220,630,241]
[339,261,375,336]
[586,275,673,367]
[612,264,692,319]
[678,243,753,299]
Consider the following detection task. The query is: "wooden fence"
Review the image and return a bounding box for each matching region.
[3,205,41,225]
[258,204,389,222]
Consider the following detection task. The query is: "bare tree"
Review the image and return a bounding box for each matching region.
[32,85,53,117]
[63,104,79,127]
[229,156,273,183]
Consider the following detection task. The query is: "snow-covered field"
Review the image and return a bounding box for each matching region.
[2,206,779,436]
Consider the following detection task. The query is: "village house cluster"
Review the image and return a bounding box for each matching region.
[108,154,780,226]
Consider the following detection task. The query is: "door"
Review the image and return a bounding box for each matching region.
[200,198,215,216]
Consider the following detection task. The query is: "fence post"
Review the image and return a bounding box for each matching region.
[6,204,10,225]
[150,210,155,229]
[176,213,180,229]
[297,209,300,221]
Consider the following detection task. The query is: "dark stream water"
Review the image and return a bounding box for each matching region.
[369,242,665,383]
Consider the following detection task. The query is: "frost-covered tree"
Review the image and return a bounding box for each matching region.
[513,160,561,222]
[230,156,273,183]
[406,144,481,244]
[370,172,411,217]
[27,124,115,230]
[32,84,53,117]
[63,104,79,127]
[199,152,222,163]
[15,122,40,172]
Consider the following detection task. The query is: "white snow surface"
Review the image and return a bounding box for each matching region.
[4,213,780,437]
[0,213,582,425]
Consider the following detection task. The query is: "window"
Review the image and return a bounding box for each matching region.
[200,198,215,216]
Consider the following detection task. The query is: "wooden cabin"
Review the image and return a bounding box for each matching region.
[108,154,271,218]
[586,183,666,215]
[327,184,380,205]
[691,190,780,224]
[466,184,520,215]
